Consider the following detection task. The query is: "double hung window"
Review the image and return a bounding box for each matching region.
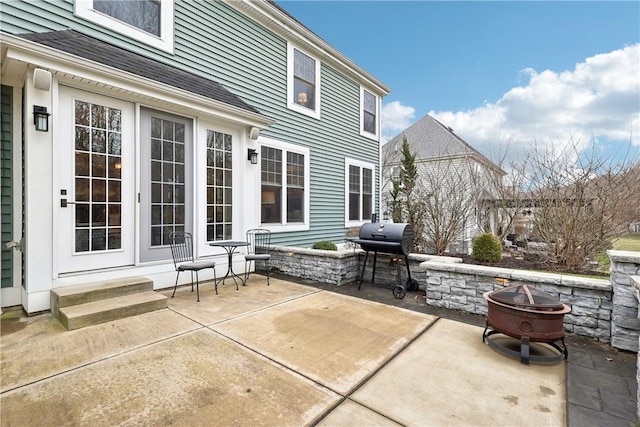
[360,87,379,139]
[346,159,375,225]
[75,0,174,52]
[260,139,309,230]
[287,43,321,119]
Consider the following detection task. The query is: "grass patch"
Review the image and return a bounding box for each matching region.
[611,232,640,252]
[596,232,640,272]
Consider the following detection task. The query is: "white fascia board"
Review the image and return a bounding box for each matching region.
[2,33,275,128]
[225,0,391,97]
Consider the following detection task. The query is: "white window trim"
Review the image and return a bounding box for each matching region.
[259,136,310,232]
[359,87,379,140]
[196,120,242,257]
[75,0,174,53]
[345,158,376,227]
[287,42,321,120]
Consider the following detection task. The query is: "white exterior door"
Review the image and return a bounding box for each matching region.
[56,87,135,273]
[139,108,193,263]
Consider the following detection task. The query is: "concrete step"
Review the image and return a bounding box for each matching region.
[51,276,153,317]
[57,291,168,331]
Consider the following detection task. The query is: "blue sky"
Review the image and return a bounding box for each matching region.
[278,1,640,164]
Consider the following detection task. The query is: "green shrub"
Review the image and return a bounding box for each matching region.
[472,233,502,262]
[312,240,337,251]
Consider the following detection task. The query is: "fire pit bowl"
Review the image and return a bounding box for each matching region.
[482,284,571,364]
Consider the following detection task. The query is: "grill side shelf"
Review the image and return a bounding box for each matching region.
[350,240,402,250]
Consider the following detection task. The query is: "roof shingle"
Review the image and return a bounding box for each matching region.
[383,114,503,175]
[19,30,261,115]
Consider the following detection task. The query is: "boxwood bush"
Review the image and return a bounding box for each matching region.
[472,233,502,262]
[312,240,337,251]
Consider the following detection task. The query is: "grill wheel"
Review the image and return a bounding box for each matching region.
[393,285,406,299]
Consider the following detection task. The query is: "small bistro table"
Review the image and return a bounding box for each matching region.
[209,240,250,289]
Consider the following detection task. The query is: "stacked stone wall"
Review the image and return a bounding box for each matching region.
[421,261,612,342]
[632,274,640,419]
[610,251,640,351]
[269,246,640,349]
[270,246,446,287]
[270,246,360,285]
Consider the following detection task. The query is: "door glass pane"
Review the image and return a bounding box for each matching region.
[206,129,233,241]
[149,117,186,246]
[74,100,122,252]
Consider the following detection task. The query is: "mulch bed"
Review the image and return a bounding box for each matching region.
[457,251,609,278]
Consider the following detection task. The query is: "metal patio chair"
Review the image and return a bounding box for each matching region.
[169,232,217,302]
[244,228,272,286]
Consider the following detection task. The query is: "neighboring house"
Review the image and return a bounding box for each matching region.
[508,162,640,244]
[0,0,390,313]
[382,114,505,254]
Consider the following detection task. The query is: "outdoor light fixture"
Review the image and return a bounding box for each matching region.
[247,148,258,165]
[33,105,50,132]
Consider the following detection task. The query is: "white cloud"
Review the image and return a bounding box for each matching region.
[381,101,415,142]
[427,44,640,165]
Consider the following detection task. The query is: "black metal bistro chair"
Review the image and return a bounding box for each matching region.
[169,232,217,302]
[244,229,272,286]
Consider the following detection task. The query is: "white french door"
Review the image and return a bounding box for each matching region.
[56,87,135,273]
[139,108,193,263]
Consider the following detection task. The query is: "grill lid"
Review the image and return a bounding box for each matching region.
[355,223,414,256]
[488,284,564,311]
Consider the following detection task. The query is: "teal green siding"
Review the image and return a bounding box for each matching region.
[0,0,383,248]
[1,84,13,287]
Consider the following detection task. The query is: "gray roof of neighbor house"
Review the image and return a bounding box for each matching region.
[383,114,505,174]
[18,30,262,115]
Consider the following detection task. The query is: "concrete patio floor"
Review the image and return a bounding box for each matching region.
[0,275,610,426]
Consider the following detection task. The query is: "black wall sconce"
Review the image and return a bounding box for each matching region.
[247,148,258,165]
[33,105,50,132]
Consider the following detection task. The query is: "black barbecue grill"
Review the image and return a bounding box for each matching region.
[350,222,419,299]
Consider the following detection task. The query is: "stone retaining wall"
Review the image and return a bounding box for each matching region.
[269,246,359,285]
[269,245,439,286]
[609,251,640,351]
[420,260,612,342]
[632,274,640,419]
[270,246,639,349]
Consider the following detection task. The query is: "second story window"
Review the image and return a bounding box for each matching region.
[360,88,379,139]
[75,0,174,52]
[294,49,316,110]
[94,0,161,36]
[288,43,321,119]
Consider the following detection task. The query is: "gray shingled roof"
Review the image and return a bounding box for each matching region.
[383,114,502,173]
[19,30,261,115]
